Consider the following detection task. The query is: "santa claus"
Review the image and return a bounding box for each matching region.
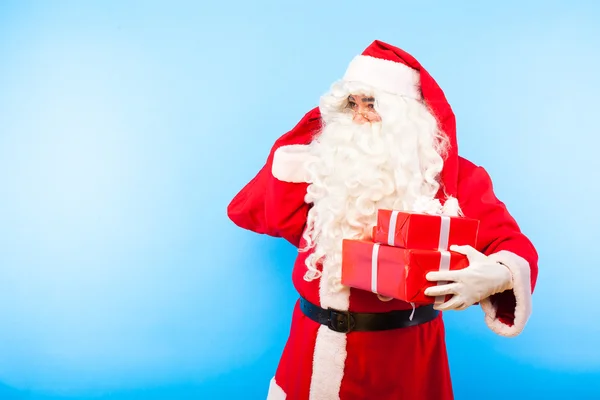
[227,40,538,400]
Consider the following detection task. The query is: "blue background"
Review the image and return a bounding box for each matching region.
[1,1,599,399]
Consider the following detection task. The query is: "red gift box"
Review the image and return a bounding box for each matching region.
[341,239,469,304]
[373,210,480,251]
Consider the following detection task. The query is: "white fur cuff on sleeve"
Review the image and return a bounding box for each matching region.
[271,144,313,183]
[480,250,533,337]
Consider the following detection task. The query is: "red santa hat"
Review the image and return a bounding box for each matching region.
[342,48,421,99]
[342,40,460,198]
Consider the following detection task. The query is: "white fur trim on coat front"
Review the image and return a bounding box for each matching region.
[271,144,313,183]
[308,255,351,399]
[309,325,347,400]
[343,55,421,99]
[267,377,286,399]
[480,250,533,337]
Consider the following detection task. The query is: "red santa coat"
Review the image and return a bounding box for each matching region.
[227,41,539,400]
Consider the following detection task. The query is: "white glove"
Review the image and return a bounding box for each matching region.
[424,245,514,311]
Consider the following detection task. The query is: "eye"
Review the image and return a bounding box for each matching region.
[347,101,357,109]
[367,104,375,109]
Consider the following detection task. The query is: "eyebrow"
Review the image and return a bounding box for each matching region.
[348,95,375,103]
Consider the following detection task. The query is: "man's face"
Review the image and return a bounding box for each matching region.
[346,94,381,124]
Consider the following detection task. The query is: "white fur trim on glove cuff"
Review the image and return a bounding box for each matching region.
[272,144,313,183]
[480,250,532,337]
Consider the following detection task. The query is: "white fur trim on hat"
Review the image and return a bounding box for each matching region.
[480,250,533,337]
[266,377,286,399]
[343,55,420,99]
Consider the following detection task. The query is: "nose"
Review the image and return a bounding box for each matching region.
[353,112,369,124]
[352,109,378,124]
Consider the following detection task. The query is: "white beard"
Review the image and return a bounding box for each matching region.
[300,93,459,307]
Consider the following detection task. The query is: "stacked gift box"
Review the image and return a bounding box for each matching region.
[341,209,481,305]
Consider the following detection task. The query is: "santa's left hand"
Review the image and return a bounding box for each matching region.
[424,245,514,311]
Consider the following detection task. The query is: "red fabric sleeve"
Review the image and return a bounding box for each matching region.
[227,108,321,247]
[457,157,539,331]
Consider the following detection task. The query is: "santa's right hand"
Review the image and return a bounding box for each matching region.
[272,144,314,183]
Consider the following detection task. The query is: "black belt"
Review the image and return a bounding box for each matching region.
[299,296,439,333]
